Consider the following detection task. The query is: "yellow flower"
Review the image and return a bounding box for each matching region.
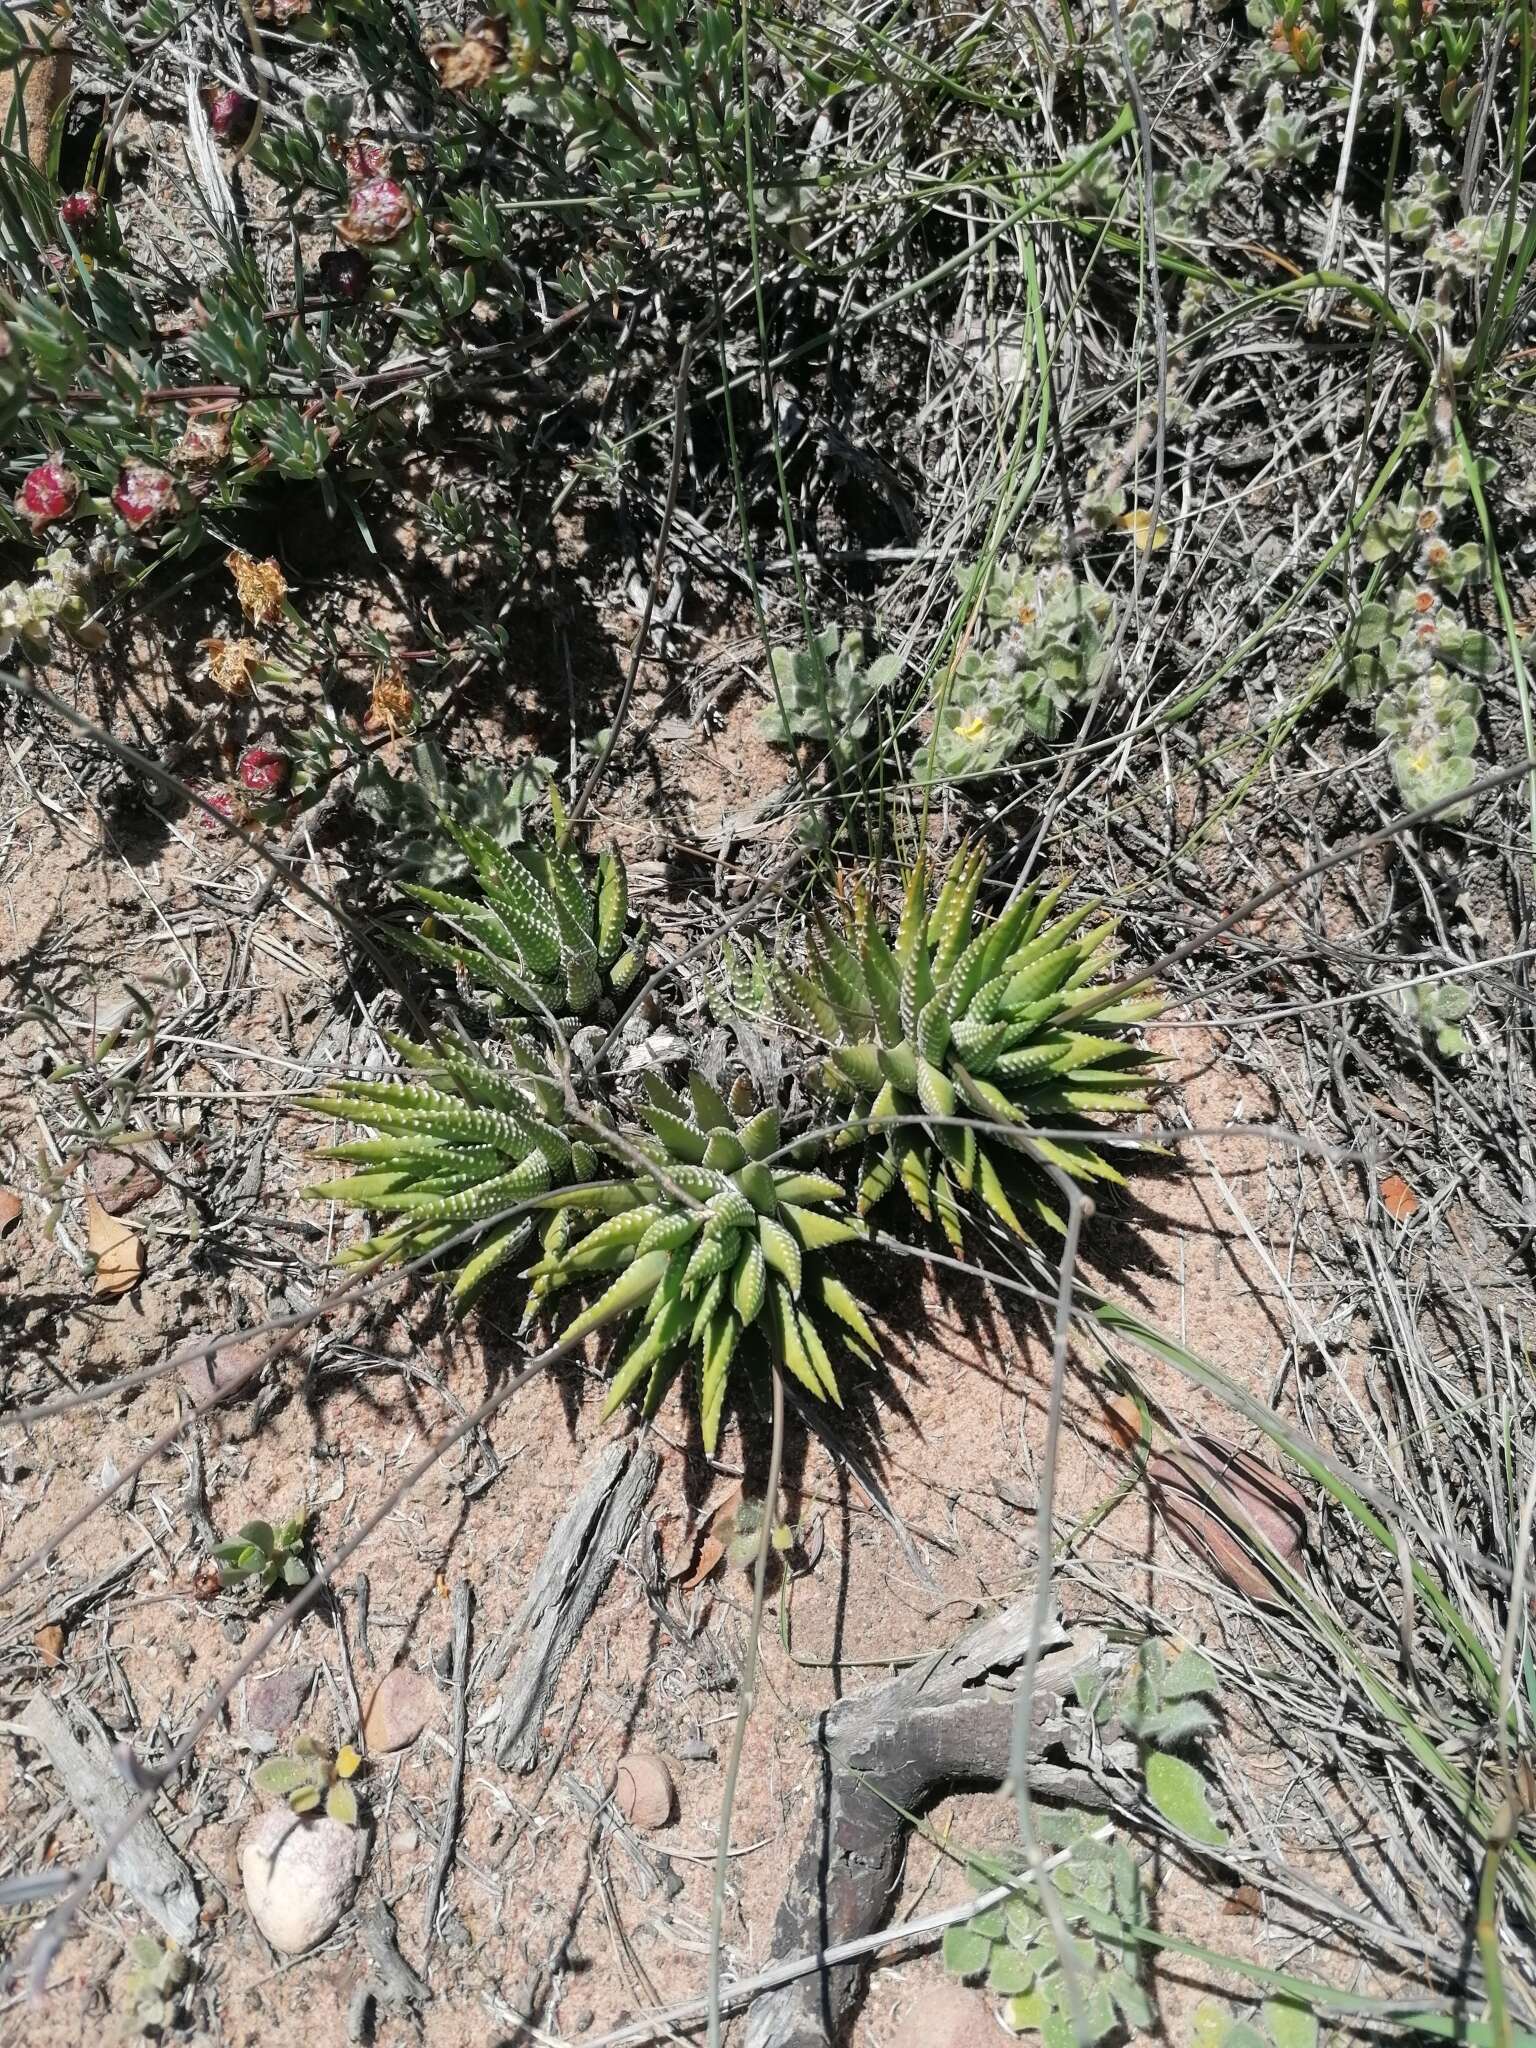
[225,548,288,626]
[956,714,989,741]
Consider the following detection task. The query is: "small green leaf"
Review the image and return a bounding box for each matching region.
[988,1944,1038,1995]
[326,1780,359,1826]
[1108,1968,1153,2030]
[1192,1998,1234,2048]
[253,1759,309,1796]
[1145,1750,1229,1846]
[1162,1646,1219,1699]
[1005,1988,1051,2033]
[942,1924,993,1979]
[1263,1999,1319,2048]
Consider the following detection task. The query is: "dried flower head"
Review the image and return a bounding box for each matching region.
[342,137,392,186]
[112,464,176,531]
[226,549,288,625]
[16,459,79,534]
[255,0,312,19]
[1420,538,1452,575]
[428,17,507,92]
[338,177,413,247]
[364,663,416,737]
[173,413,232,470]
[201,636,262,698]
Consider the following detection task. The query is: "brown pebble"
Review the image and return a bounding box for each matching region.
[361,1665,437,1753]
[614,1754,674,1831]
[178,1333,272,1409]
[888,1981,999,2048]
[245,1663,315,1735]
[34,1623,64,1667]
[88,1149,162,1216]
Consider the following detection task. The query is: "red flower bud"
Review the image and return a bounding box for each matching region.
[201,787,238,825]
[238,747,289,796]
[343,137,391,186]
[318,249,372,303]
[15,458,78,534]
[338,177,412,247]
[207,88,256,142]
[113,464,176,532]
[58,190,101,233]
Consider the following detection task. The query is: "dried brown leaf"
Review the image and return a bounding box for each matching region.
[85,1194,144,1297]
[1147,1435,1308,1603]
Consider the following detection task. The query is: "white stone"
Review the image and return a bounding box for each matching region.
[239,1808,360,1955]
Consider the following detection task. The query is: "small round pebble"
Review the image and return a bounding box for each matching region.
[614,1754,674,1831]
[239,1808,359,1955]
[362,1664,437,1753]
[888,1982,1000,2048]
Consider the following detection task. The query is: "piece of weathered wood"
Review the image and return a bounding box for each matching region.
[0,8,71,171]
[743,1604,1117,2048]
[18,1691,199,1944]
[480,1435,659,1771]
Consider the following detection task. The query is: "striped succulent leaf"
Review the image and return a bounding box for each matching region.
[300,1034,597,1309]
[392,790,647,1028]
[528,1071,876,1452]
[777,846,1161,1246]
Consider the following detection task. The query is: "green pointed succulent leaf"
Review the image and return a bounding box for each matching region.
[533,1074,873,1437]
[775,854,1158,1248]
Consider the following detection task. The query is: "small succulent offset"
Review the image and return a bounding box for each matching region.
[529,1071,875,1451]
[1193,1995,1320,2048]
[928,554,1114,781]
[1251,85,1318,169]
[1386,164,1455,245]
[777,847,1160,1248]
[214,1515,309,1594]
[942,1811,1152,2044]
[759,624,900,768]
[254,1736,364,1827]
[350,738,555,886]
[1078,1639,1228,1846]
[1345,584,1498,704]
[1375,665,1482,820]
[394,792,646,1027]
[118,1935,191,2038]
[1399,975,1472,1058]
[303,1035,594,1307]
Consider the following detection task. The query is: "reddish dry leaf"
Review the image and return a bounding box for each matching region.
[1147,1435,1308,1603]
[1101,1393,1143,1452]
[34,1623,64,1668]
[1223,1883,1263,1917]
[1380,1173,1419,1221]
[679,1484,743,1591]
[0,1187,21,1237]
